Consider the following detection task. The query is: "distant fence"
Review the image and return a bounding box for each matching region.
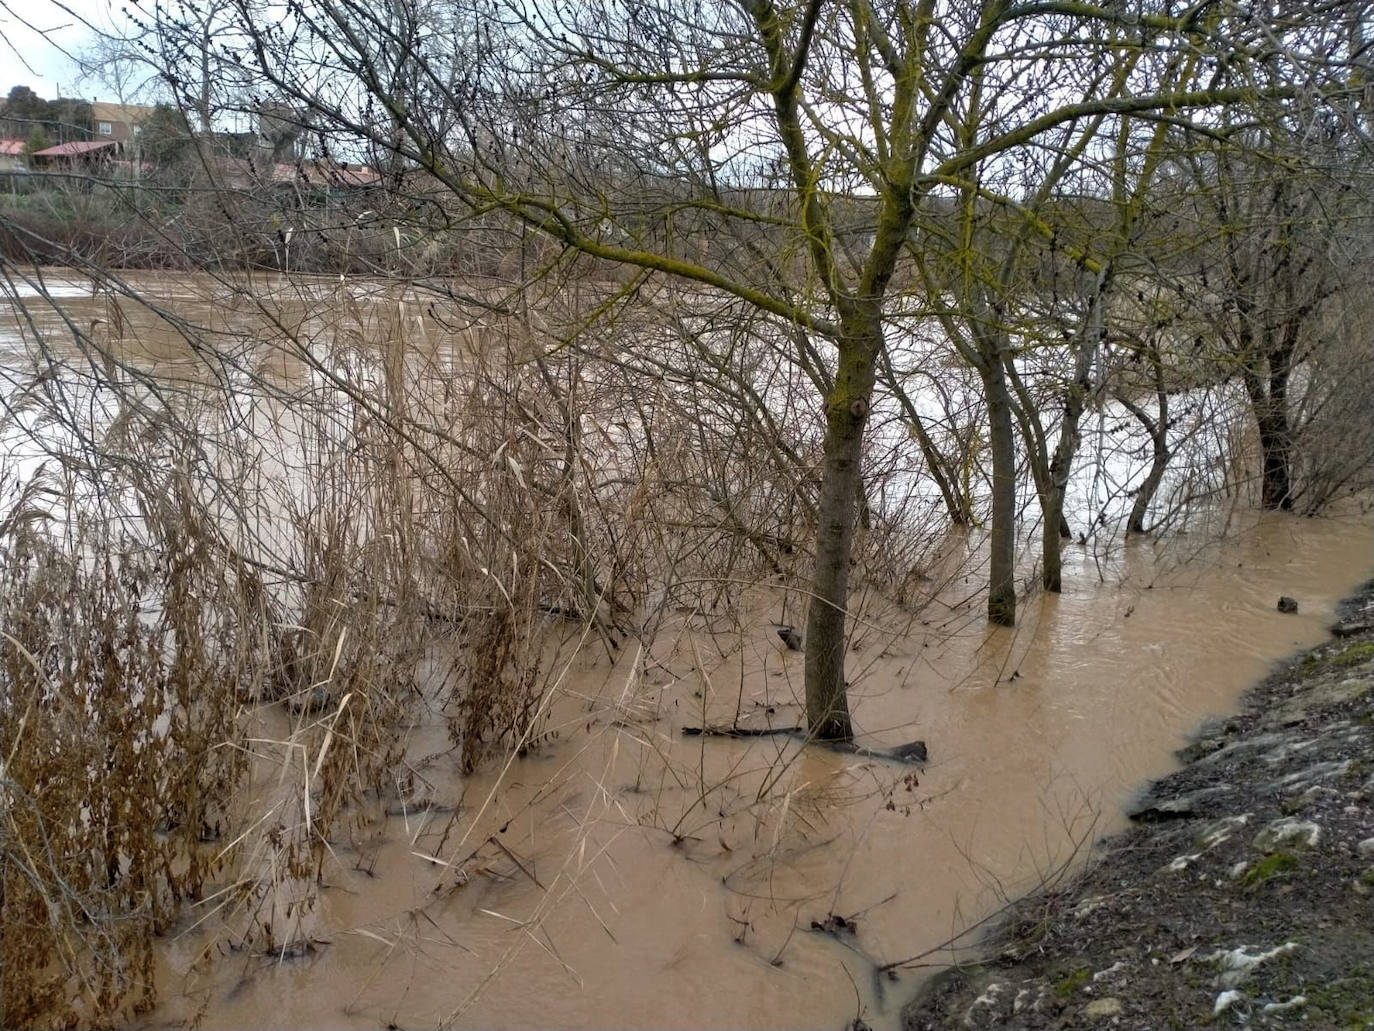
[0,170,41,194]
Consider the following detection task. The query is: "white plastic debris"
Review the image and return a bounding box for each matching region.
[1208,942,1301,988]
[962,983,1003,1027]
[1214,989,1244,1015]
[1253,817,1321,851]
[1198,813,1252,850]
[1093,961,1126,982]
[1263,996,1307,1014]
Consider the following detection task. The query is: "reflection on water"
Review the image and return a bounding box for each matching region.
[2,273,1370,1030]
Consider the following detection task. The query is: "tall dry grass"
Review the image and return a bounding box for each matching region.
[0,469,250,1027]
[6,256,1355,1025]
[0,266,872,1025]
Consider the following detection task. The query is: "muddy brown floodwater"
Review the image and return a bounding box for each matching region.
[3,275,1371,1030]
[133,513,1371,1031]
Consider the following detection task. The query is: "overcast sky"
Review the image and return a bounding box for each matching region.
[1,0,128,99]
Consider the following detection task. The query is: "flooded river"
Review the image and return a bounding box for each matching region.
[127,515,1366,1031]
[3,273,1372,1030]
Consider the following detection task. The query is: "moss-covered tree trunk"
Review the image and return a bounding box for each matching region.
[985,363,1017,627]
[804,319,881,741]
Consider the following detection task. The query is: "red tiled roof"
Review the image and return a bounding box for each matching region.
[325,166,381,187]
[32,140,118,157]
[0,139,24,156]
[208,155,382,189]
[270,161,380,186]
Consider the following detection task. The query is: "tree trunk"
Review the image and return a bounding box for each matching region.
[1257,408,1293,510]
[1042,487,1065,593]
[1128,438,1170,533]
[199,27,213,134]
[1122,343,1171,535]
[880,348,972,526]
[1244,365,1294,512]
[1123,381,1171,536]
[1261,359,1294,510]
[803,340,877,741]
[1042,392,1087,592]
[985,366,1017,627]
[903,405,971,526]
[1040,277,1104,591]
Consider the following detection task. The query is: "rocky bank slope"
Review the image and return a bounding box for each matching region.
[902,583,1374,1031]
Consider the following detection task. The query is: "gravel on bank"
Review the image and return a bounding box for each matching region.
[901,581,1374,1031]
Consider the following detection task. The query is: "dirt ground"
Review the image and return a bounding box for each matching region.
[901,581,1374,1031]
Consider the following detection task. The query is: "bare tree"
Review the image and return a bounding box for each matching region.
[140,0,1362,733]
[1172,101,1372,512]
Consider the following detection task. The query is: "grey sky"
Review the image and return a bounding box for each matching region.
[1,0,126,98]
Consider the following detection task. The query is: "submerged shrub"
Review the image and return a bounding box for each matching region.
[0,527,247,1028]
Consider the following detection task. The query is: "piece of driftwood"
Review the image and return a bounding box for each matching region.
[681,724,926,764]
[681,724,804,738]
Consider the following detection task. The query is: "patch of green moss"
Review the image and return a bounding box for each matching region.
[1359,867,1374,888]
[1241,849,1299,890]
[1330,642,1374,668]
[1305,964,1374,1029]
[1054,967,1091,998]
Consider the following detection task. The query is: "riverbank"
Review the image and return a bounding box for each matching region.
[902,580,1374,1031]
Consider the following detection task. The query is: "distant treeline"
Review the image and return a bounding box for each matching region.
[0,86,93,148]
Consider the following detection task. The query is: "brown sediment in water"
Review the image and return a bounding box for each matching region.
[901,583,1374,1031]
[6,273,1370,1029]
[138,513,1372,1031]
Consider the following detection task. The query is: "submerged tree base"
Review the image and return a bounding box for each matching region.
[988,588,1017,628]
[682,724,927,763]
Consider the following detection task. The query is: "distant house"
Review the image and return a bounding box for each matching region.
[0,138,24,171]
[30,139,119,170]
[210,155,382,200]
[89,101,155,147]
[320,165,382,190]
